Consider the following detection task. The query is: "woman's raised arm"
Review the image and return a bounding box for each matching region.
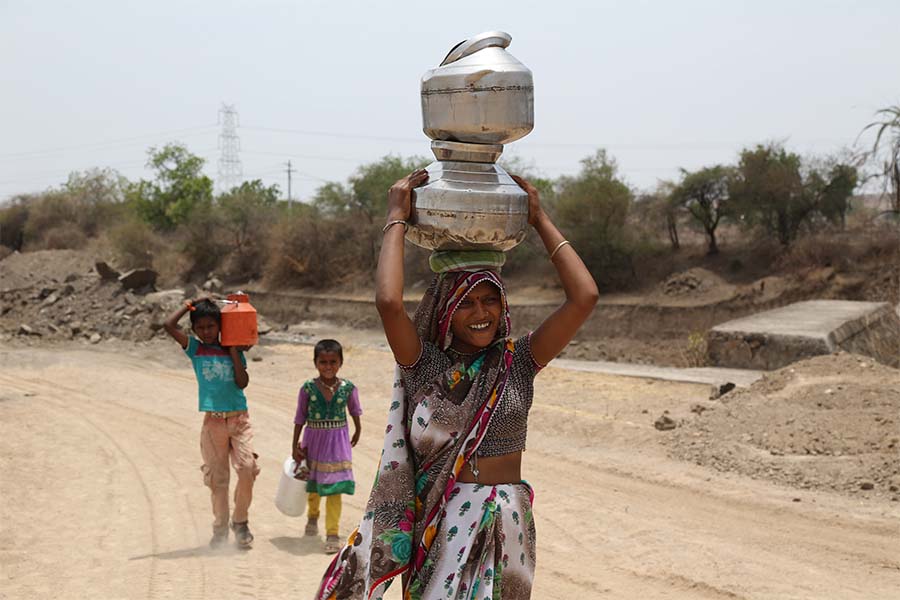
[511,175,599,367]
[375,169,429,366]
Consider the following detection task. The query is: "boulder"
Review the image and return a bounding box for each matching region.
[118,268,158,291]
[95,261,120,281]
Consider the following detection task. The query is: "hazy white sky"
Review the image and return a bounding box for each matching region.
[1,0,897,202]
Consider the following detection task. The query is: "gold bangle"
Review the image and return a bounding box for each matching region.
[382,219,408,233]
[549,239,571,260]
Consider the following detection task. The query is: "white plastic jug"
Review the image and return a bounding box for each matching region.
[274,457,308,517]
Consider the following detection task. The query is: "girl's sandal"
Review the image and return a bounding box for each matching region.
[304,519,318,537]
[324,535,341,554]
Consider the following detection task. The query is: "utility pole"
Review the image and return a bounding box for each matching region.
[217,103,242,193]
[285,160,296,207]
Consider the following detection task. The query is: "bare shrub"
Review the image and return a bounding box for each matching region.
[266,213,372,289]
[0,199,30,250]
[36,223,88,250]
[176,211,227,281]
[681,331,708,367]
[108,219,162,269]
[774,233,854,271]
[153,246,193,288]
[775,228,899,273]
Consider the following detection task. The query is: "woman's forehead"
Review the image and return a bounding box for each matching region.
[465,280,502,297]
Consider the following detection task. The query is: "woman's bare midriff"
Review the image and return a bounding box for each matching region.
[457,451,522,485]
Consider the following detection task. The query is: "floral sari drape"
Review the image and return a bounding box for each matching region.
[316,272,516,600]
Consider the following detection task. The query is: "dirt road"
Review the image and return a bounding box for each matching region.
[2,340,898,599]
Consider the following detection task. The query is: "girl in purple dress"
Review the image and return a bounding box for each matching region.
[291,339,362,554]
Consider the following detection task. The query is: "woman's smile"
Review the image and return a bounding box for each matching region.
[449,281,503,353]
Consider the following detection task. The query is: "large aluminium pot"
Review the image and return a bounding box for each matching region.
[406,159,528,252]
[421,31,534,145]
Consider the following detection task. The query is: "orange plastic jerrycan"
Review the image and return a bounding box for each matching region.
[220,292,259,347]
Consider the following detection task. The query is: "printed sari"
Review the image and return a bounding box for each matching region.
[315,271,536,600]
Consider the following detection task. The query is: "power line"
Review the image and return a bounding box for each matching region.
[241,125,421,144]
[0,125,218,161]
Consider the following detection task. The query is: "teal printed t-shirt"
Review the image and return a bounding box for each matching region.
[184,336,248,412]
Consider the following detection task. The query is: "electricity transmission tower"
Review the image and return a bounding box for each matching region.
[217,103,242,192]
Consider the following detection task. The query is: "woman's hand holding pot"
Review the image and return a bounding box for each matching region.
[387,169,429,222]
[510,174,545,227]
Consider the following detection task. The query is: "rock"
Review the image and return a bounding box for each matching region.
[70,322,83,335]
[202,277,223,293]
[89,333,102,344]
[17,324,40,336]
[41,293,59,306]
[118,268,158,291]
[690,403,708,415]
[95,261,120,281]
[257,315,273,335]
[654,413,677,431]
[144,289,185,308]
[709,382,736,400]
[59,284,75,297]
[64,273,79,283]
[251,356,263,362]
[859,481,875,491]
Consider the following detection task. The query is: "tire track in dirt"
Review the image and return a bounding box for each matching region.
[0,373,210,600]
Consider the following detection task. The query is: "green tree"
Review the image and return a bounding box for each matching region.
[129,143,213,230]
[671,166,731,255]
[216,179,281,279]
[729,144,812,246]
[554,149,635,286]
[312,155,428,271]
[217,179,280,254]
[861,104,900,214]
[314,155,428,222]
[809,162,858,229]
[635,182,680,251]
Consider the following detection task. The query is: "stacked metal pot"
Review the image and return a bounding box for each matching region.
[406,31,534,252]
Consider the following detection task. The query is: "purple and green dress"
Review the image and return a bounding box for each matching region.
[294,379,361,496]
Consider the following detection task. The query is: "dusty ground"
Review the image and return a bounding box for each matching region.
[2,338,899,600]
[666,352,900,499]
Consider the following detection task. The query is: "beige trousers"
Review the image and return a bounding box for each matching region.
[199,412,260,530]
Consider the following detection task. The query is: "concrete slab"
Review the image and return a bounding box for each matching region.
[551,358,763,388]
[707,300,899,370]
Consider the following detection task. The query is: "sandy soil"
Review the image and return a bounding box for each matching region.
[2,338,899,600]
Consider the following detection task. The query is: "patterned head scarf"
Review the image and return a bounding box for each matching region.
[413,270,511,351]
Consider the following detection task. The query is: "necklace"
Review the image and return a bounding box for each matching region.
[448,346,483,358]
[318,377,340,394]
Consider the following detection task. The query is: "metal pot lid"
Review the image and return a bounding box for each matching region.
[440,31,512,66]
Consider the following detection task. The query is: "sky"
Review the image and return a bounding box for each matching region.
[1,0,897,202]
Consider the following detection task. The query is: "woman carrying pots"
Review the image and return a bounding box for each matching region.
[315,169,598,600]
